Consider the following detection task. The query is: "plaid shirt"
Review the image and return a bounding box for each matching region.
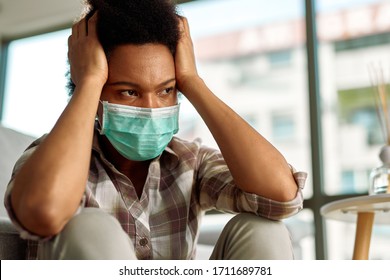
[5,131,307,260]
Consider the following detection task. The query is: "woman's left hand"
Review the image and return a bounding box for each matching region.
[175,16,200,95]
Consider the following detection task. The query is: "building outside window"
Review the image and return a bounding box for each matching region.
[317,0,390,259]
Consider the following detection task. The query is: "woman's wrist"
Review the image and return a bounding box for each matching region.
[73,77,105,98]
[178,75,205,99]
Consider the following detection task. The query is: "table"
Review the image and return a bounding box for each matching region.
[320,194,390,260]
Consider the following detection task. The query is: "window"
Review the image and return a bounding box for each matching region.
[338,87,384,146]
[317,0,390,259]
[267,50,292,67]
[179,0,314,259]
[2,29,70,137]
[335,33,390,52]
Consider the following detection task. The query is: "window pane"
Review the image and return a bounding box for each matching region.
[317,0,390,196]
[179,0,313,200]
[316,0,390,260]
[178,0,314,259]
[3,29,70,137]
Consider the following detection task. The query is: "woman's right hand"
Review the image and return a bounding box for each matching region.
[174,16,201,96]
[67,13,108,91]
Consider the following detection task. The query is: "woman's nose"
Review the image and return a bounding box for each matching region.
[140,93,160,108]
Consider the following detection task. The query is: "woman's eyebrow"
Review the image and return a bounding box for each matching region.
[107,78,176,88]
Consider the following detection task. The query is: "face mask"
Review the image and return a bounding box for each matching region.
[98,101,180,161]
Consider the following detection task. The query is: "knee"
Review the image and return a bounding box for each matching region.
[62,208,121,238]
[56,208,125,252]
[226,213,291,239]
[217,213,294,260]
[43,208,136,259]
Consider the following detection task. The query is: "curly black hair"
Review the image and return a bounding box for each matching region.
[67,0,180,95]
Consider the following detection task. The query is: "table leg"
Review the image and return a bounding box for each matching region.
[352,212,375,260]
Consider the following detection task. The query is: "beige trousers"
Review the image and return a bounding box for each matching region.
[39,208,294,260]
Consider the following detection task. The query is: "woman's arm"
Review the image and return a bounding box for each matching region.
[10,14,107,236]
[175,17,298,202]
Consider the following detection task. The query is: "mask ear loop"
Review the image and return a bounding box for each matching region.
[96,100,104,134]
[177,91,183,105]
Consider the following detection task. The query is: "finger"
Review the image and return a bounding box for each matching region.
[87,12,98,37]
[182,17,190,35]
[177,16,185,34]
[178,16,191,37]
[71,22,78,39]
[67,35,72,53]
[67,35,73,61]
[78,17,88,37]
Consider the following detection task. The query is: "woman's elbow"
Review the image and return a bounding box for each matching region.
[12,195,69,237]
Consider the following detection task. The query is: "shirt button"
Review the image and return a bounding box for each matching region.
[139,238,148,247]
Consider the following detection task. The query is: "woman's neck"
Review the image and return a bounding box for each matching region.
[98,135,151,198]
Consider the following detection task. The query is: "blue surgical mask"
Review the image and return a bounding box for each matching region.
[98,101,180,161]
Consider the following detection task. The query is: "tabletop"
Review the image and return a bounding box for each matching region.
[320,194,390,224]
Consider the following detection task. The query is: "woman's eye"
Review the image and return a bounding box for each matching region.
[160,87,175,96]
[120,90,138,97]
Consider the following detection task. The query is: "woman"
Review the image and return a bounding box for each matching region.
[5,0,306,260]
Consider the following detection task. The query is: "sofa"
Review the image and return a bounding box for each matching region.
[0,124,35,259]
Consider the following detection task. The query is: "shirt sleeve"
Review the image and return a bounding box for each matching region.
[196,146,307,220]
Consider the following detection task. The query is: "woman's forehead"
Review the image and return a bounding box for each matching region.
[109,43,173,61]
[107,44,175,85]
